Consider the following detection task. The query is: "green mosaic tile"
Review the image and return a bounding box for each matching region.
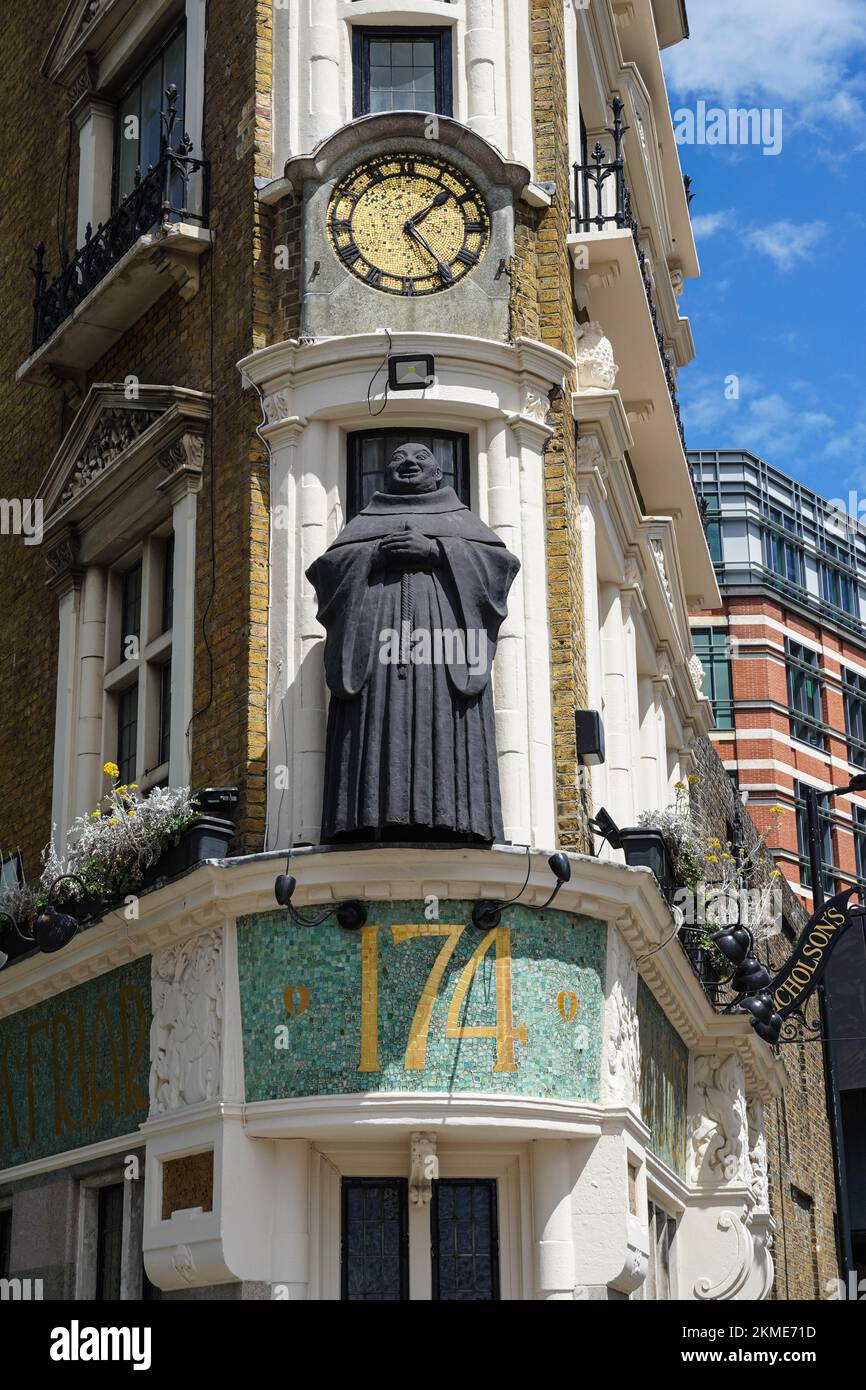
[637,977,688,1176]
[237,900,606,1102]
[0,957,150,1170]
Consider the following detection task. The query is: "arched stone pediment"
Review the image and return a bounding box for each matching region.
[279,112,532,200]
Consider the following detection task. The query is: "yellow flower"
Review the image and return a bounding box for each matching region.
[91,810,100,820]
[708,837,721,848]
[103,761,120,779]
[108,817,118,825]
[705,854,719,864]
[128,809,136,817]
[770,806,785,816]
[688,774,700,785]
[130,783,138,790]
[721,853,732,860]
[674,780,687,791]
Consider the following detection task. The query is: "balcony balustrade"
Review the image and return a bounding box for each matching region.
[572,97,685,447]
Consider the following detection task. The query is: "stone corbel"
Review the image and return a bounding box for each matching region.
[409,1133,439,1206]
[625,400,655,428]
[620,553,646,614]
[157,432,206,505]
[572,257,621,310]
[45,529,83,596]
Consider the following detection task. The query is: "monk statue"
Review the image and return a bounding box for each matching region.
[306,442,520,843]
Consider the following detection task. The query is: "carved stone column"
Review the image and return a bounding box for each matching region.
[47,532,84,844]
[159,433,205,787]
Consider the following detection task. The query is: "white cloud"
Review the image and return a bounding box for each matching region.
[681,374,836,461]
[662,0,866,130]
[689,209,736,239]
[742,220,827,272]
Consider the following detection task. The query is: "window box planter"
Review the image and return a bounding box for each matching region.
[616,826,677,902]
[141,814,235,888]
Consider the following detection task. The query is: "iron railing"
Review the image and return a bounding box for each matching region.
[29,86,208,354]
[572,97,686,447]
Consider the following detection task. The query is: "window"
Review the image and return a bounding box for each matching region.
[702,489,722,565]
[353,28,453,118]
[346,430,469,519]
[786,639,825,749]
[120,563,142,663]
[691,628,734,730]
[855,807,866,885]
[795,781,836,899]
[643,1201,677,1300]
[103,535,175,790]
[819,540,856,615]
[764,508,802,586]
[159,661,172,770]
[431,1179,499,1301]
[117,683,139,785]
[95,1183,125,1301]
[341,1178,408,1301]
[115,25,187,205]
[844,669,866,770]
[0,1207,11,1279]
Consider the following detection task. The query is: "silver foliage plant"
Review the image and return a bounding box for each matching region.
[40,777,198,908]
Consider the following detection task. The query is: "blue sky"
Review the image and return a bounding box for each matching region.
[661,0,866,506]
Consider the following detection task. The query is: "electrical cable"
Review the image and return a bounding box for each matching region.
[367,328,392,417]
[185,5,216,754]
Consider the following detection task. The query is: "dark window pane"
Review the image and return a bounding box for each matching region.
[162,534,175,633]
[432,1179,499,1301]
[114,24,187,206]
[341,1178,407,1301]
[120,563,142,662]
[95,1184,124,1300]
[347,430,469,519]
[117,683,138,785]
[356,28,452,117]
[159,662,172,767]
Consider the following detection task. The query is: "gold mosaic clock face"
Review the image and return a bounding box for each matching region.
[327,153,491,296]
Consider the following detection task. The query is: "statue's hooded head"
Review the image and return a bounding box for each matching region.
[384,442,443,496]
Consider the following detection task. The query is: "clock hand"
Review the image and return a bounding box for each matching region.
[406,189,451,229]
[404,221,454,284]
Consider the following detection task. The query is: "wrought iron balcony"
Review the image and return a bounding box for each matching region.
[572,97,686,447]
[29,86,208,355]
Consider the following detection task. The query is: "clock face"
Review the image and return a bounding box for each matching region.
[327,153,491,296]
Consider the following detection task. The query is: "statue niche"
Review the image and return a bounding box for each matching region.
[306,443,520,843]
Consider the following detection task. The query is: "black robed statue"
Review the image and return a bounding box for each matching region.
[306,443,520,843]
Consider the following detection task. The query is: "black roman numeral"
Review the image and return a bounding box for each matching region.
[464,220,485,234]
[365,267,383,288]
[456,247,479,268]
[341,242,361,265]
[402,277,418,296]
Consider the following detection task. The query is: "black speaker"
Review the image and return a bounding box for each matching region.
[575,710,605,766]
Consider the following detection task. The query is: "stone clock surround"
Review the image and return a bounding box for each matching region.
[269,113,532,342]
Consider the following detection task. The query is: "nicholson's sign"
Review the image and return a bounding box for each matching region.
[769,888,863,1018]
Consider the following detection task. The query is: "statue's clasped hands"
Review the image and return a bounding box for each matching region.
[374,528,439,569]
